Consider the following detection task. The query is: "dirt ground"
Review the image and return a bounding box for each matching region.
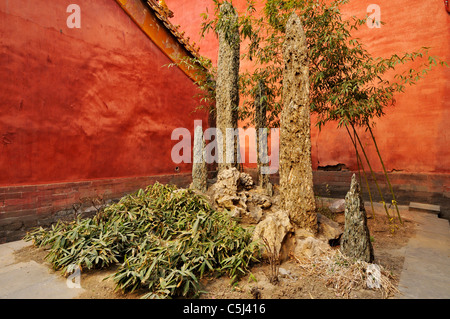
[13,203,416,299]
[199,205,415,299]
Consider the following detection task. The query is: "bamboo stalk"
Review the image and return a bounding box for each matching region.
[366,124,403,225]
[345,125,375,219]
[354,129,363,188]
[350,124,392,221]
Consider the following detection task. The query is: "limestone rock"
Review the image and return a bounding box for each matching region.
[216,2,240,173]
[294,236,331,258]
[249,193,272,209]
[279,13,317,233]
[252,210,294,259]
[264,182,274,197]
[245,204,263,224]
[317,213,343,241]
[239,172,254,190]
[215,194,240,210]
[228,206,245,218]
[340,174,374,263]
[191,125,208,193]
[366,264,382,289]
[212,167,240,196]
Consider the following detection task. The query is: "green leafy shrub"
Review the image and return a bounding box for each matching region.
[25,183,259,299]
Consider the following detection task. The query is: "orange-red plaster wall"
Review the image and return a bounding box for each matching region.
[166,0,450,174]
[0,0,207,186]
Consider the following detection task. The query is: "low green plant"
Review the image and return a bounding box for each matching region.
[24,183,259,299]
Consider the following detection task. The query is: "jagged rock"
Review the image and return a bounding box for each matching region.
[228,206,245,218]
[249,193,272,209]
[366,264,382,289]
[265,182,274,197]
[239,172,254,190]
[329,199,346,213]
[246,204,263,224]
[252,210,294,259]
[294,236,331,258]
[340,174,374,263]
[261,200,272,209]
[317,213,343,241]
[237,192,248,210]
[215,194,240,210]
[279,13,317,232]
[212,167,240,197]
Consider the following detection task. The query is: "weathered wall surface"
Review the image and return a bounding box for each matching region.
[0,0,207,241]
[0,0,206,185]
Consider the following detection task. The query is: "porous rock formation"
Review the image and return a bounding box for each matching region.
[340,174,374,263]
[279,13,317,233]
[216,2,240,174]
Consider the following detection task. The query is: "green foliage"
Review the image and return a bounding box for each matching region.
[197,0,447,227]
[24,183,259,299]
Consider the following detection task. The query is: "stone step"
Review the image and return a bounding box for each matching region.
[409,202,440,213]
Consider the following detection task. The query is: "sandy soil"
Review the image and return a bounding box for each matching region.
[199,205,416,299]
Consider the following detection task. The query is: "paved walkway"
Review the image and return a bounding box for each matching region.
[0,240,84,299]
[0,208,449,299]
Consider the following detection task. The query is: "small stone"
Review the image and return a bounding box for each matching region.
[278,267,294,279]
[228,206,245,218]
[261,200,272,209]
[252,210,294,259]
[366,264,381,289]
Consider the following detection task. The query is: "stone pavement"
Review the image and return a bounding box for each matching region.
[395,210,450,299]
[0,206,448,299]
[0,240,84,299]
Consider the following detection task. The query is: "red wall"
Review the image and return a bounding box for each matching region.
[0,0,207,187]
[166,0,450,175]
